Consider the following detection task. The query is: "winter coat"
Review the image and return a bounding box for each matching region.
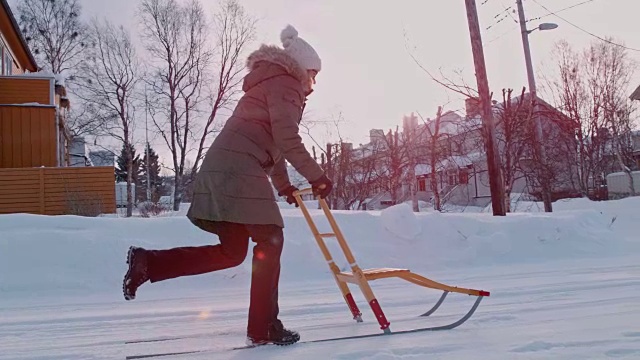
[186,45,325,229]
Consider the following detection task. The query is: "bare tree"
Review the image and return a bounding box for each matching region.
[64,106,100,138]
[74,19,141,217]
[376,128,403,205]
[407,48,507,210]
[139,0,212,211]
[543,38,638,197]
[17,0,87,75]
[190,0,257,176]
[403,116,420,212]
[347,143,386,210]
[493,88,534,212]
[325,142,347,209]
[410,42,582,209]
[598,44,637,196]
[321,141,385,210]
[414,106,479,212]
[425,107,444,211]
[299,113,385,210]
[610,109,637,196]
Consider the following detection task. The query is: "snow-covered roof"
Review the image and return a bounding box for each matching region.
[6,71,66,87]
[9,71,55,80]
[415,152,485,176]
[54,73,66,87]
[0,102,55,108]
[415,111,482,139]
[89,150,115,167]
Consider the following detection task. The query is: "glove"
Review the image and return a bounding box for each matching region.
[278,185,299,207]
[310,173,333,199]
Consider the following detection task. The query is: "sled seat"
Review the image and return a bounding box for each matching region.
[336,268,410,283]
[336,267,489,297]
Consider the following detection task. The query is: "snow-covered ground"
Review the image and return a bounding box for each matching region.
[1,197,639,359]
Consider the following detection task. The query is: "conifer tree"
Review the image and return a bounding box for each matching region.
[140,144,163,202]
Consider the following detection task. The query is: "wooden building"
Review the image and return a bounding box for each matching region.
[0,0,115,216]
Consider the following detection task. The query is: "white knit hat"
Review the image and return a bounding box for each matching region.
[280,25,321,72]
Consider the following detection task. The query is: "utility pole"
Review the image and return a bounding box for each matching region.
[145,84,151,202]
[516,0,553,212]
[326,143,333,209]
[464,0,506,216]
[405,113,419,212]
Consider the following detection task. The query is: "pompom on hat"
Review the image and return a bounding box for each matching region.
[280,25,321,72]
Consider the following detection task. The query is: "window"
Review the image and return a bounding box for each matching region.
[0,43,5,75]
[4,51,12,75]
[1,41,13,75]
[448,172,458,186]
[459,170,469,184]
[417,178,426,192]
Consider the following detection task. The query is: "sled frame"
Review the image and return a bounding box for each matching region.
[293,188,490,333]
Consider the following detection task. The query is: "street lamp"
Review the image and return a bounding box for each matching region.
[516,1,557,212]
[527,22,559,34]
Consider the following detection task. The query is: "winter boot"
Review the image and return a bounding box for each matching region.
[123,246,149,300]
[246,319,300,346]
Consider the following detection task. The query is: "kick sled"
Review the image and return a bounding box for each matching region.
[293,188,490,335]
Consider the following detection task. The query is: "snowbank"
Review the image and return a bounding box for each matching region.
[380,203,421,239]
[1,197,639,303]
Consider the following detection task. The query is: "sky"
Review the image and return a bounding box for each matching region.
[7,0,640,170]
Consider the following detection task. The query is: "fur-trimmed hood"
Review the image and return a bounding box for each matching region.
[244,45,312,92]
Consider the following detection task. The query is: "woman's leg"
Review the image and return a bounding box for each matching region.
[244,224,297,344]
[147,221,250,282]
[123,221,250,300]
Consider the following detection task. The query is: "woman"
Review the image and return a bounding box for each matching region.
[122,25,333,346]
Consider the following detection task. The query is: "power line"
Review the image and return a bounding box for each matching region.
[503,3,519,24]
[486,13,510,30]
[526,0,596,23]
[486,5,513,30]
[531,0,640,52]
[486,24,519,44]
[485,1,518,40]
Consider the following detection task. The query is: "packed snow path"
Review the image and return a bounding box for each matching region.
[2,258,639,360]
[2,197,639,359]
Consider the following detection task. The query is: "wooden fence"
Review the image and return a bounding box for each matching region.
[0,166,116,216]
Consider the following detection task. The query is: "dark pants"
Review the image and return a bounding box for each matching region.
[145,219,284,339]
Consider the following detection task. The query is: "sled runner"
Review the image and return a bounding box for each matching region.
[293,188,490,334]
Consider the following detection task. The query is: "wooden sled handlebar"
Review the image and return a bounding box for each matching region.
[293,187,315,196]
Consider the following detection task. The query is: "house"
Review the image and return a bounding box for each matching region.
[414,94,580,208]
[89,150,116,168]
[631,130,640,170]
[0,0,37,75]
[69,136,93,167]
[68,136,116,168]
[341,92,580,211]
[1,0,70,168]
[630,85,640,102]
[325,128,412,210]
[412,109,493,208]
[0,0,115,216]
